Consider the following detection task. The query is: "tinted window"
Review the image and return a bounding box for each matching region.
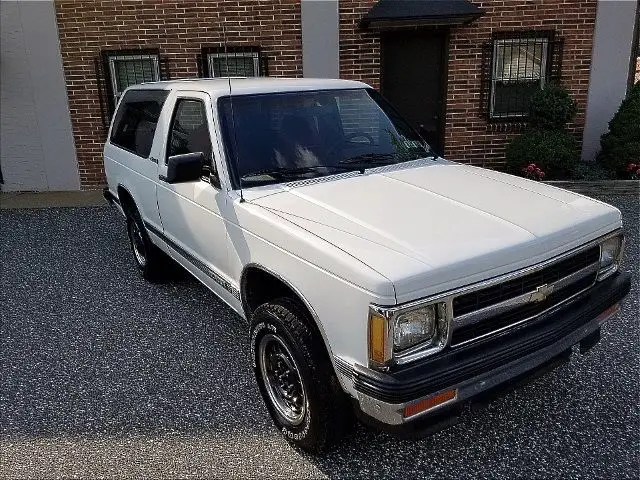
[218,89,433,188]
[167,99,213,164]
[110,89,169,158]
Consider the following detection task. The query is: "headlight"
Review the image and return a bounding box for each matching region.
[598,235,624,280]
[368,302,448,367]
[393,306,436,351]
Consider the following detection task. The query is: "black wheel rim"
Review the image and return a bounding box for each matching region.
[258,333,307,426]
[129,220,147,267]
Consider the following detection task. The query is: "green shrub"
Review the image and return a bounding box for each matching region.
[597,82,640,176]
[528,84,577,130]
[505,129,580,180]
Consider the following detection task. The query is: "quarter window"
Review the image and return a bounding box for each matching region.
[110,89,168,158]
[167,99,213,165]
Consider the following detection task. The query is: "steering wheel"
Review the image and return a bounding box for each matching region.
[325,131,376,162]
[345,132,375,145]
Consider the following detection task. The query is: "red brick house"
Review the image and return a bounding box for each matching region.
[1,0,638,191]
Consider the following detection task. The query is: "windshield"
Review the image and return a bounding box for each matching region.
[218,88,434,188]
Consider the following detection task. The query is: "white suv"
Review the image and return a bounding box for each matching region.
[103,78,630,453]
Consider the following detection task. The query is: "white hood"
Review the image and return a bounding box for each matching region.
[248,161,621,302]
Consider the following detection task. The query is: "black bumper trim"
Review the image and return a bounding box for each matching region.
[353,272,631,404]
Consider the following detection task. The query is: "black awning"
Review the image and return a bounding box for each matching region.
[360,0,484,30]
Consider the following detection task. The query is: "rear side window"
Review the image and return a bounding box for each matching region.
[110,89,169,158]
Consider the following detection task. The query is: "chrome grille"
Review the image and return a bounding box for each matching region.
[450,245,600,346]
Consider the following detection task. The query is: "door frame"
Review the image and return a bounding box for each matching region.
[379,28,450,155]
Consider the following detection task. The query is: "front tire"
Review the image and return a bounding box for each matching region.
[250,298,353,453]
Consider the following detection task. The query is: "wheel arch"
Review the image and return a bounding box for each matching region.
[241,263,336,363]
[116,184,136,214]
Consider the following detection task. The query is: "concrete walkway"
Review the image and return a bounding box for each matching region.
[0,190,106,209]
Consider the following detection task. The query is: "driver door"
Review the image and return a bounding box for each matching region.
[155,91,237,304]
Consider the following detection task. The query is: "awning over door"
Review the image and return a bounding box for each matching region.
[360,0,484,30]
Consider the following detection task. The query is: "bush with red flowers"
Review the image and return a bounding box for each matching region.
[522,163,546,181]
[505,128,579,179]
[626,163,640,180]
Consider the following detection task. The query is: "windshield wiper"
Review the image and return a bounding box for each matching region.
[340,151,434,169]
[339,153,397,165]
[240,164,361,181]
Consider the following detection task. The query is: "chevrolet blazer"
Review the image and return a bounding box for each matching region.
[103,78,630,453]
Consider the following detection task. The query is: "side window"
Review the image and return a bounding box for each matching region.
[167,99,213,165]
[110,89,169,158]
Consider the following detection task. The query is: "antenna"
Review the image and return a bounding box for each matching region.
[222,24,244,203]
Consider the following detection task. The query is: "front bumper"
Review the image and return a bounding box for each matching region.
[349,271,631,431]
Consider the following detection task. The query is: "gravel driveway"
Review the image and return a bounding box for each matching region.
[1,195,638,479]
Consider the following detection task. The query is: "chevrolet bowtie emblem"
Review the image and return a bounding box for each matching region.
[531,284,554,303]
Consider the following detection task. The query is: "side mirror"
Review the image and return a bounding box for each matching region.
[165,152,205,184]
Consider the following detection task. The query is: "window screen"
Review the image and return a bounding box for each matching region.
[110,89,169,158]
[167,100,213,164]
[207,52,260,77]
[107,54,160,106]
[490,37,549,118]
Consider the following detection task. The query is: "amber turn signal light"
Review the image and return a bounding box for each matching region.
[403,389,457,418]
[369,311,387,364]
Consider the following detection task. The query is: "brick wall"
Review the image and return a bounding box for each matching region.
[338,0,597,169]
[55,0,302,189]
[446,0,597,168]
[339,0,381,90]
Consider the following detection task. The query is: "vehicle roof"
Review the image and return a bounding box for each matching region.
[127,77,371,98]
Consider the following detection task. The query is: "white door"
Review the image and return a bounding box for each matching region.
[154,91,239,305]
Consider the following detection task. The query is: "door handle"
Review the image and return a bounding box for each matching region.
[149,156,159,164]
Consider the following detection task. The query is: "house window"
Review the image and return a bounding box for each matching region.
[106,52,160,106]
[485,33,560,120]
[203,48,261,78]
[490,36,549,118]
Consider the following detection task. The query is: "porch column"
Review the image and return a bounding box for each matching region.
[301,0,340,78]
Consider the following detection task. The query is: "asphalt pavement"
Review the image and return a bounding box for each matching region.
[1,195,638,479]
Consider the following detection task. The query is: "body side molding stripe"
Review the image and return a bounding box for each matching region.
[144,221,241,300]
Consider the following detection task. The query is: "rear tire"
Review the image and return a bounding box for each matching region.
[250,297,354,453]
[124,206,167,282]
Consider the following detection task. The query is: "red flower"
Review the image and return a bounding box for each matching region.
[522,163,545,181]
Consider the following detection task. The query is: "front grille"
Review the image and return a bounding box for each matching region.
[449,245,600,347]
[452,245,600,317]
[451,272,597,345]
